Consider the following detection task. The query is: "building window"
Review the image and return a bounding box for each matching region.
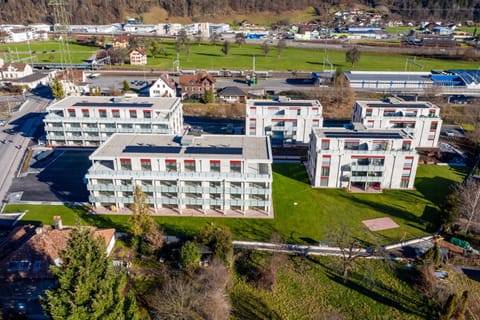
[320,177,328,187]
[430,121,438,131]
[344,141,359,150]
[402,141,411,151]
[67,108,75,117]
[112,109,120,118]
[141,159,151,171]
[99,109,107,118]
[82,109,89,118]
[322,156,331,166]
[250,107,256,116]
[321,139,330,150]
[321,167,330,177]
[210,181,221,188]
[184,160,196,172]
[400,179,409,188]
[143,110,151,118]
[166,160,177,172]
[120,158,131,170]
[365,108,372,117]
[210,160,220,172]
[230,160,241,173]
[231,182,242,189]
[428,109,436,117]
[129,109,137,118]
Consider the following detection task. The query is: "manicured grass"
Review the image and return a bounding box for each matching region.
[3,164,466,244]
[231,253,427,320]
[1,39,478,71]
[0,41,98,64]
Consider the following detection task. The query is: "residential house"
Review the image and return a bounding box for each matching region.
[43,96,183,147]
[54,69,90,95]
[86,133,273,217]
[352,98,442,148]
[129,48,147,65]
[0,63,34,80]
[149,74,177,98]
[246,98,323,146]
[111,35,130,49]
[217,86,248,103]
[179,72,216,100]
[307,125,419,191]
[0,222,115,318]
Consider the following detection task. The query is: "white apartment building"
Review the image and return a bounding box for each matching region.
[246,98,323,146]
[86,134,273,217]
[44,96,183,147]
[352,98,442,148]
[307,126,419,191]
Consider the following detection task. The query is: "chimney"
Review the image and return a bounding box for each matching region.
[53,216,63,230]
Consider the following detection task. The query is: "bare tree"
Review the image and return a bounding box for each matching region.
[234,32,245,46]
[276,39,286,57]
[345,47,361,68]
[453,179,480,233]
[261,41,270,57]
[210,33,220,46]
[328,223,367,283]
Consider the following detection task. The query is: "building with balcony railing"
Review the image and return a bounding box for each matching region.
[245,98,323,146]
[307,126,419,191]
[352,98,442,148]
[43,96,183,147]
[85,133,273,217]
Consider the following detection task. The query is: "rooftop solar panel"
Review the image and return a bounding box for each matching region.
[73,102,154,108]
[323,131,403,139]
[253,102,314,107]
[123,145,182,153]
[185,146,243,155]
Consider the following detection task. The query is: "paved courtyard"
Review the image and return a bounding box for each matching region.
[9,149,92,203]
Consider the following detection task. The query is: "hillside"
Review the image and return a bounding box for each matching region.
[0,0,479,25]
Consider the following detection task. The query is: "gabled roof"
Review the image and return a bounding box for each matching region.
[0,63,28,72]
[179,72,216,86]
[156,73,176,90]
[130,47,146,56]
[218,86,247,96]
[0,225,115,280]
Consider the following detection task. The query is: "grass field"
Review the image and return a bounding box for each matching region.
[0,41,98,64]
[3,164,466,245]
[1,39,478,71]
[232,253,428,320]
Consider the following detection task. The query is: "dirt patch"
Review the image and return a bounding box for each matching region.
[362,217,400,231]
[183,103,245,120]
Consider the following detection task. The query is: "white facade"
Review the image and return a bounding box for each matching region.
[307,127,419,191]
[0,63,34,80]
[149,75,176,98]
[43,96,183,147]
[86,134,273,217]
[352,98,442,148]
[246,99,323,145]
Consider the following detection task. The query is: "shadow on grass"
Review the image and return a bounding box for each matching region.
[326,269,427,318]
[195,52,222,57]
[80,212,129,233]
[231,289,282,320]
[339,194,426,231]
[272,163,310,184]
[414,167,468,205]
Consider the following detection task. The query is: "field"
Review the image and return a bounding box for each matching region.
[1,39,479,71]
[3,164,467,245]
[231,253,429,320]
[0,41,97,64]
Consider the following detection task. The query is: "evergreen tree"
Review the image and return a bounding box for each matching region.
[41,228,139,320]
[51,78,65,100]
[179,241,201,271]
[129,185,155,251]
[345,47,361,68]
[203,89,215,104]
[122,80,130,92]
[198,223,233,267]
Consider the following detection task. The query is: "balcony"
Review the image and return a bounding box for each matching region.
[350,176,383,182]
[86,169,272,181]
[350,165,384,171]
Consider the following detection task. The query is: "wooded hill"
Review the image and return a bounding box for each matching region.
[0,0,479,25]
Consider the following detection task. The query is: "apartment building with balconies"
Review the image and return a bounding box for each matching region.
[85,133,273,217]
[352,98,442,148]
[245,98,323,146]
[43,96,183,147]
[307,126,419,191]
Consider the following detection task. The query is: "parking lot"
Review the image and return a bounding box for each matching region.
[9,149,92,203]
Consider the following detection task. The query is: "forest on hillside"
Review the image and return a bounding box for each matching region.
[0,0,479,25]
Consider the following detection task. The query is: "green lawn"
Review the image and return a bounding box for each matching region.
[3,164,466,245]
[232,253,428,320]
[1,39,478,71]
